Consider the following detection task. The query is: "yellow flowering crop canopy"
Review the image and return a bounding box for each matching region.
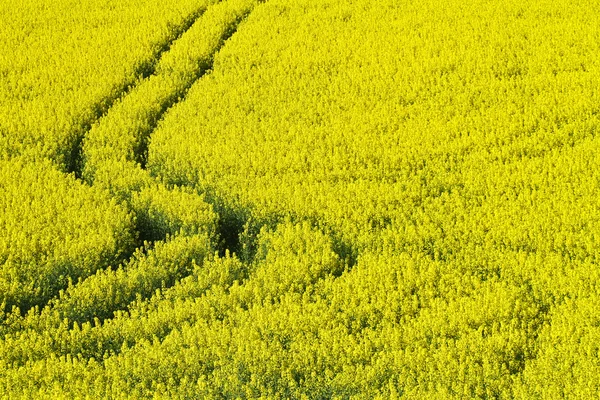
[1,0,599,397]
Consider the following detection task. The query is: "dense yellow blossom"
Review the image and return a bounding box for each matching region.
[1,0,600,397]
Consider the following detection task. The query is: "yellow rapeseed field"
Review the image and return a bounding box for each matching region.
[1,0,600,397]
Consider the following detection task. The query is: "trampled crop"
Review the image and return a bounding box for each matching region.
[1,0,599,397]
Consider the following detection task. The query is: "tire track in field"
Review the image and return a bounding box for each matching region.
[137,12,252,170]
[78,0,261,253]
[67,3,216,177]
[2,0,362,371]
[0,6,216,322]
[77,0,255,183]
[75,0,260,285]
[0,1,264,344]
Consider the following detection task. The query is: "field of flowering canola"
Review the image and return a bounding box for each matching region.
[1,0,600,398]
